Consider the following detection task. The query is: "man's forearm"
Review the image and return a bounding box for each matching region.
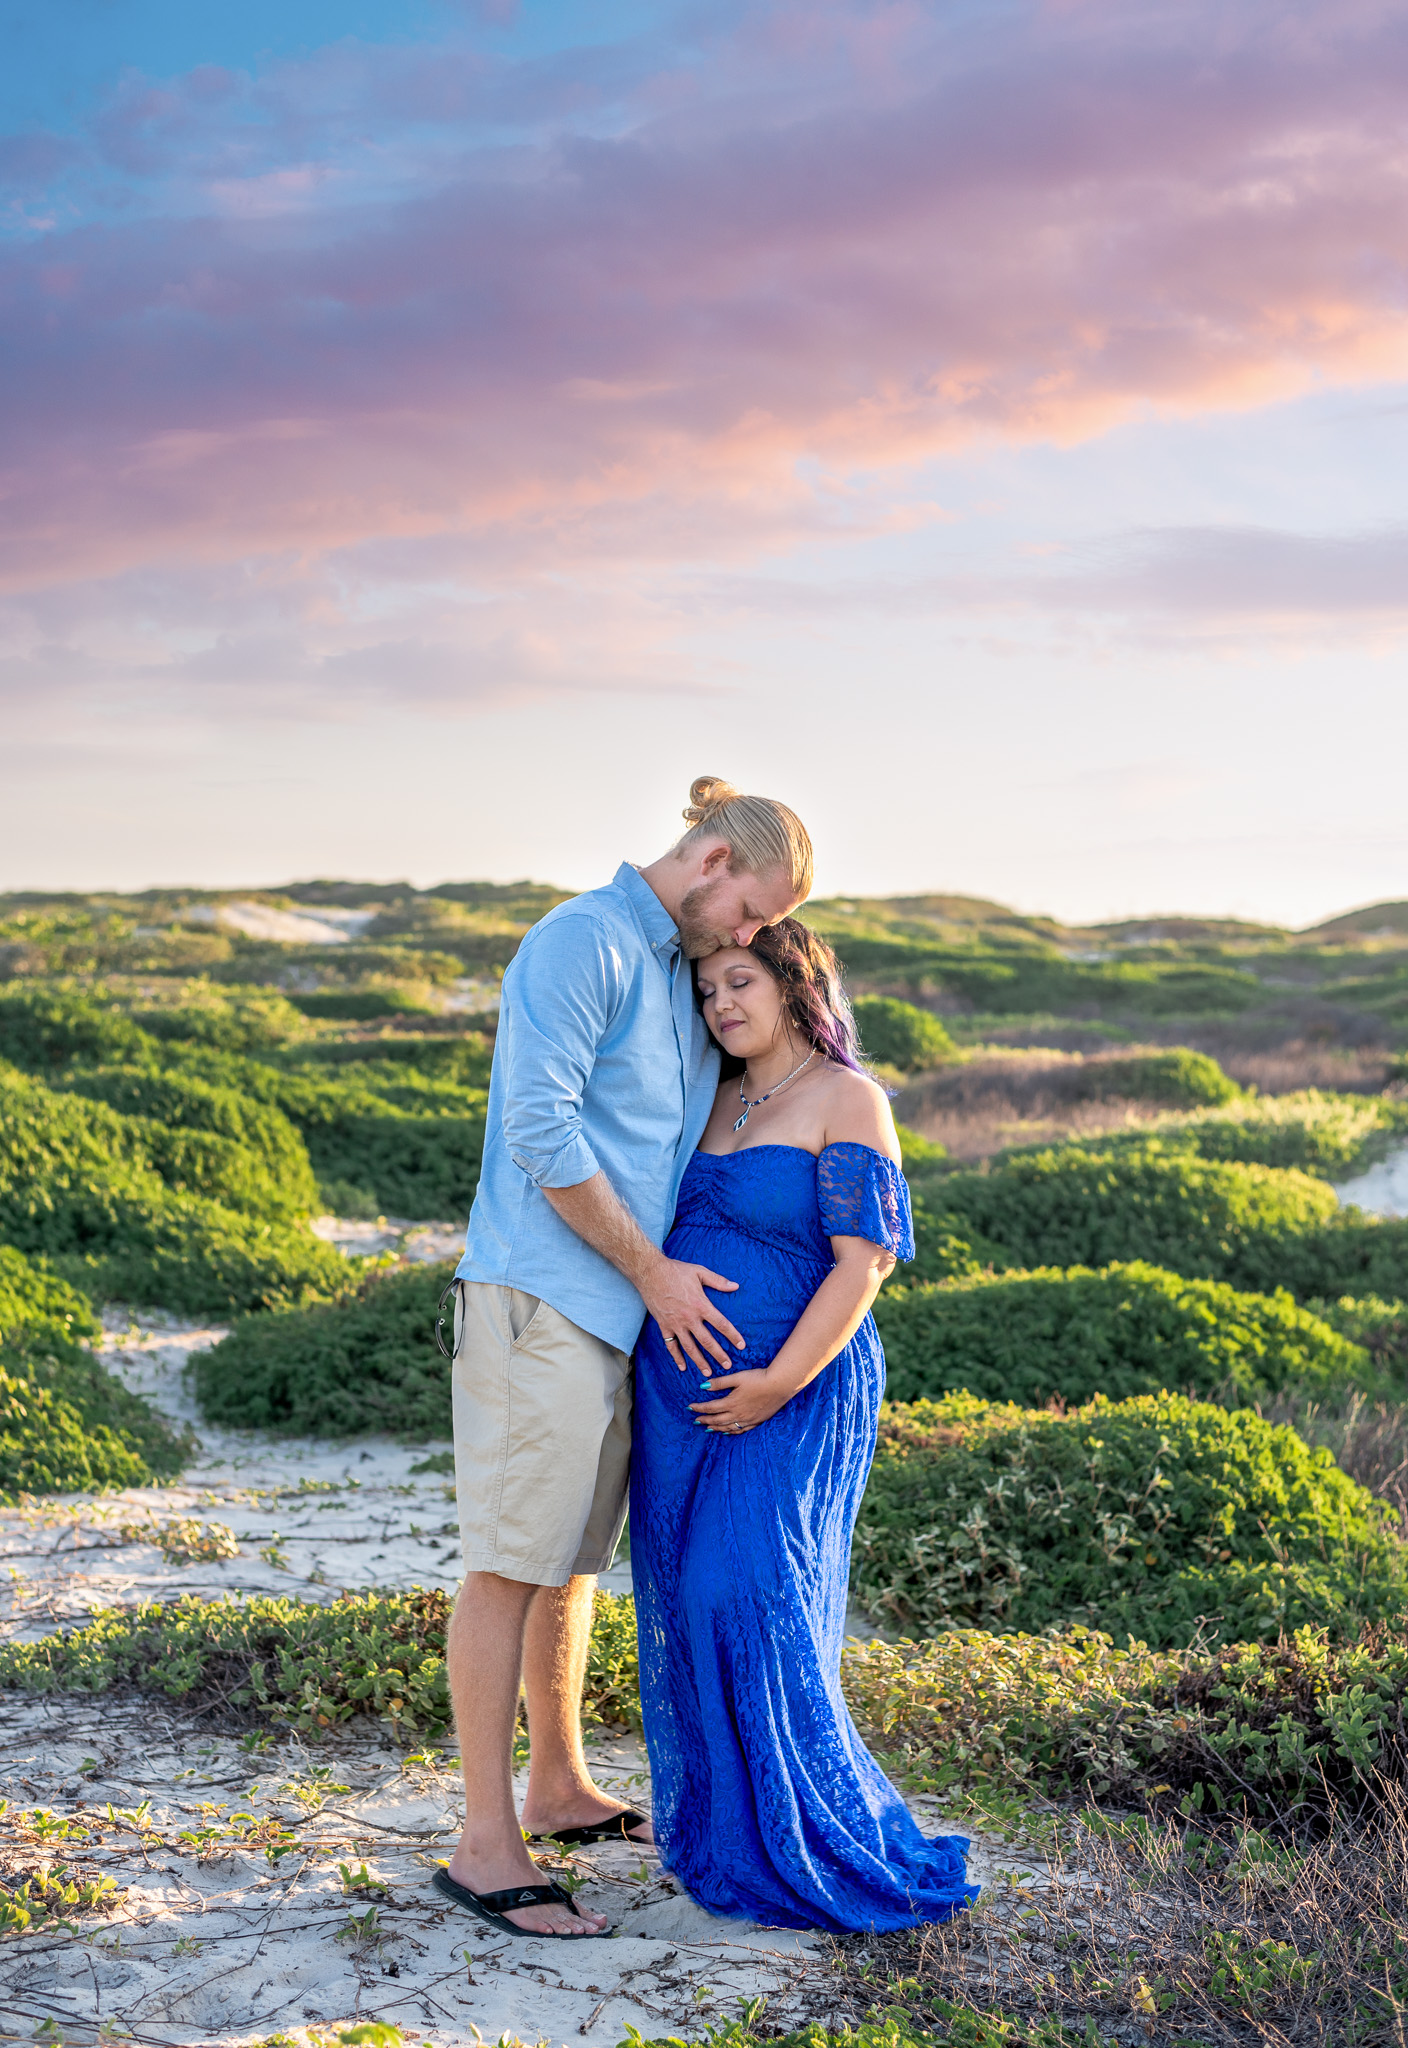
[542,1172,661,1289]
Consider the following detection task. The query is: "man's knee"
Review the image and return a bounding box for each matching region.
[452,1569,541,1623]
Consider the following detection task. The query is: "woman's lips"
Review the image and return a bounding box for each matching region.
[718,1019,743,1032]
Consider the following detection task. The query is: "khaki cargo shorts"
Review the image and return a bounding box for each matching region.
[451,1281,632,1588]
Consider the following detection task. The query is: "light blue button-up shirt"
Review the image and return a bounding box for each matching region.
[457,863,721,1353]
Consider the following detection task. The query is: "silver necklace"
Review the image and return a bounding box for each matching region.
[734,1049,817,1132]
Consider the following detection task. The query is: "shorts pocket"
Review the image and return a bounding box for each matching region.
[507,1289,545,1347]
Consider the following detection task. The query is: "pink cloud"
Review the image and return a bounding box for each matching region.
[2,0,1407,607]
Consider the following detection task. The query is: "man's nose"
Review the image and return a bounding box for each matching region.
[733,920,765,946]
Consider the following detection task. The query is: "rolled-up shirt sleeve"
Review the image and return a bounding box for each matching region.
[498,911,622,1190]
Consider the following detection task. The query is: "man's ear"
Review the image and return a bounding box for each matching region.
[698,842,733,878]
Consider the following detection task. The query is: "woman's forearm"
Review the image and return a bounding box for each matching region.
[764,1254,891,1397]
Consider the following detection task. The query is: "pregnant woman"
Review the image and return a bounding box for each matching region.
[631,918,977,1933]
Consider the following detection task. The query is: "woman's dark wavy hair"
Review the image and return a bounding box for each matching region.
[705,917,864,1077]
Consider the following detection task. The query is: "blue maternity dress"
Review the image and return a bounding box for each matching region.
[631,1140,978,1933]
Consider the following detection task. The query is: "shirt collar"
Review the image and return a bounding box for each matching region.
[614,862,681,957]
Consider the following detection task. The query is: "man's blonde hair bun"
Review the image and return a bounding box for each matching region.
[674,775,814,900]
[682,775,741,826]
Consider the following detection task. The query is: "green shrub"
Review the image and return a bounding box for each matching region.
[132,988,312,1051]
[0,1364,166,1500]
[0,1069,351,1313]
[834,939,1260,1016]
[1179,1090,1408,1176]
[839,1623,1408,1824]
[873,1262,1373,1408]
[316,1178,382,1219]
[302,1114,484,1220]
[1025,1090,1408,1180]
[850,1391,1408,1646]
[47,1205,353,1317]
[0,1245,190,1497]
[0,1585,639,1737]
[290,989,436,1020]
[295,1034,494,1084]
[13,1576,1408,1844]
[53,1066,319,1219]
[194,1263,455,1437]
[127,1044,489,1217]
[919,1140,1408,1301]
[1079,1048,1240,1108]
[0,1242,101,1352]
[894,1123,947,1172]
[853,996,955,1073]
[1310,1293,1408,1374]
[0,987,152,1070]
[936,1142,1341,1281]
[906,1197,993,1284]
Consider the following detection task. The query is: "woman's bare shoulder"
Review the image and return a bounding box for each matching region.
[819,1064,901,1161]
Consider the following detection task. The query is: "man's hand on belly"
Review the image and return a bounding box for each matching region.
[640,1254,745,1376]
[542,1172,742,1372]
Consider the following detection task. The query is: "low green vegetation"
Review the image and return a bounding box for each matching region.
[0,986,149,1070]
[5,1576,1407,1835]
[0,1584,640,1739]
[850,1391,1408,1645]
[873,1261,1374,1407]
[996,1087,1408,1180]
[194,1262,456,1438]
[0,983,492,1317]
[290,988,437,1020]
[0,1246,189,1497]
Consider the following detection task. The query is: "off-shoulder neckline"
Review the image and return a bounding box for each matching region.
[692,1140,902,1165]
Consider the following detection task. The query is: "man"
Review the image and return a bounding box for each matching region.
[436,777,812,1937]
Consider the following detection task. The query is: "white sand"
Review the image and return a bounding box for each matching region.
[0,1692,1036,2047]
[0,1224,1029,2043]
[1336,1141,1408,1220]
[181,903,376,945]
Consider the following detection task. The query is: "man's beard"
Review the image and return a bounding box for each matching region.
[678,878,733,959]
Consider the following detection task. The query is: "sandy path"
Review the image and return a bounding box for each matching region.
[0,1223,1029,2044]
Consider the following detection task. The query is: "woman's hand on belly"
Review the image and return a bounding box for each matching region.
[689,1364,795,1434]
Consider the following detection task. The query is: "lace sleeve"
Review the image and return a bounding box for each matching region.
[816,1142,915,1261]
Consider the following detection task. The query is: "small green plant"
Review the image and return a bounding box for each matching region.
[339,1860,391,1897]
[0,1863,122,1934]
[277,1765,350,1811]
[335,1903,384,1946]
[120,1516,240,1564]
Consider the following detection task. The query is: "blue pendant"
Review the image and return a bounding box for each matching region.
[733,1106,750,1132]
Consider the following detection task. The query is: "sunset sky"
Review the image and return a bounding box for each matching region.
[3,0,1407,924]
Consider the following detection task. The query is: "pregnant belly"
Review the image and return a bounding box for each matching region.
[658,1222,828,1372]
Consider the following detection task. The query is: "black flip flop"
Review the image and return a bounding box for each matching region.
[431,1865,613,1938]
[530,1806,652,1847]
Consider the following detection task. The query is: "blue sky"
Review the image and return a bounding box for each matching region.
[2,0,1406,923]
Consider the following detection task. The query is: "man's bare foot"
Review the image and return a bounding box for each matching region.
[445,1842,608,1936]
[521,1785,654,1846]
